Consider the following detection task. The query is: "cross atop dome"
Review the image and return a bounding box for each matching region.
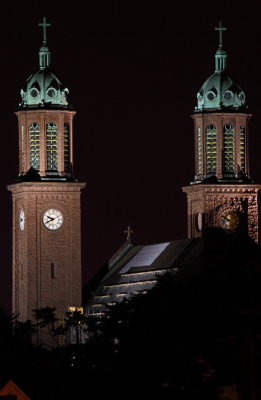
[38,17,51,69]
[38,17,51,45]
[19,17,70,109]
[214,21,228,73]
[215,21,227,49]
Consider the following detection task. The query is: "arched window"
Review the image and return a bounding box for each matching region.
[29,122,40,170]
[197,127,202,175]
[224,124,235,174]
[46,122,58,171]
[64,123,70,172]
[240,126,245,173]
[206,125,217,174]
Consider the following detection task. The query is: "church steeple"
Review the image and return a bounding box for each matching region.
[8,19,85,346]
[183,23,261,245]
[38,17,51,69]
[17,17,75,180]
[214,21,227,72]
[192,23,250,183]
[196,22,245,113]
[19,17,70,110]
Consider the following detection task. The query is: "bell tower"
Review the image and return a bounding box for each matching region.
[183,22,261,242]
[8,18,85,335]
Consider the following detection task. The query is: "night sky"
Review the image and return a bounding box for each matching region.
[1,1,261,309]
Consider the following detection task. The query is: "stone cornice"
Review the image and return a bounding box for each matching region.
[7,181,86,194]
[182,184,261,195]
[15,109,76,116]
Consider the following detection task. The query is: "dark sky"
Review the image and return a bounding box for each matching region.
[1,1,261,309]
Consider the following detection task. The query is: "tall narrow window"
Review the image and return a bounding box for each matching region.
[206,124,217,174]
[51,263,56,279]
[21,125,25,171]
[197,127,202,175]
[29,122,40,170]
[20,264,24,281]
[46,122,58,171]
[224,124,235,174]
[240,126,245,173]
[64,123,70,172]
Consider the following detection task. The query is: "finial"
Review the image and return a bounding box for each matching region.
[39,17,51,45]
[215,21,227,49]
[214,22,227,72]
[124,225,134,242]
[38,17,51,69]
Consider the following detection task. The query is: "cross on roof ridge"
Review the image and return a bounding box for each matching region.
[124,225,134,242]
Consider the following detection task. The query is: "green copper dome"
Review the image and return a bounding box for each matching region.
[195,71,246,111]
[19,18,71,110]
[20,68,70,109]
[195,23,246,112]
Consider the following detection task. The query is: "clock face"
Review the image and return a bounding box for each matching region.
[219,210,240,231]
[43,209,63,230]
[19,210,25,231]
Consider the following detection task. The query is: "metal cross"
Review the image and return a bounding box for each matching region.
[39,17,51,45]
[215,21,227,48]
[124,225,134,242]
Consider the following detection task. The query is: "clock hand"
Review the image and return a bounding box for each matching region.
[221,215,231,222]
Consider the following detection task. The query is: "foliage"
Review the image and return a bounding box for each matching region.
[79,277,223,399]
[1,236,261,399]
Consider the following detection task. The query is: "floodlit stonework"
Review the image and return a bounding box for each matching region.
[183,23,261,243]
[8,181,85,323]
[7,18,85,345]
[183,184,261,242]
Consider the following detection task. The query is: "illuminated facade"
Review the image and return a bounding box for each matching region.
[8,18,85,344]
[183,22,261,242]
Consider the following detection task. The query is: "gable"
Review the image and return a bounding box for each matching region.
[0,381,30,400]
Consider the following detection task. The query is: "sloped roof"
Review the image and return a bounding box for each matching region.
[84,237,202,314]
[0,381,30,400]
[84,229,261,315]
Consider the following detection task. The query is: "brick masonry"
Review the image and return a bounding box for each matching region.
[16,109,75,177]
[183,184,261,243]
[192,112,251,180]
[8,181,85,325]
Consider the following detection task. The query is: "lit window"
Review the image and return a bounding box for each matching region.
[29,122,40,170]
[197,127,202,174]
[64,123,70,172]
[240,126,245,173]
[206,124,216,175]
[21,125,25,171]
[224,124,235,174]
[69,306,83,313]
[46,122,58,171]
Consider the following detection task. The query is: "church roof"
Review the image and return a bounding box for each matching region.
[84,237,204,314]
[0,381,30,400]
[84,230,261,315]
